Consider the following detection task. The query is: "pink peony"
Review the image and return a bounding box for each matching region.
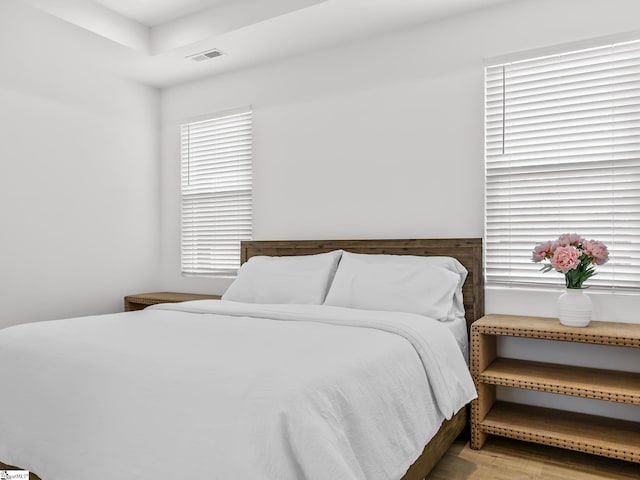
[550,245,581,273]
[582,239,609,265]
[532,241,556,262]
[532,234,608,288]
[556,233,584,247]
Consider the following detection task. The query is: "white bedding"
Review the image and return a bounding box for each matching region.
[442,315,470,364]
[0,301,475,480]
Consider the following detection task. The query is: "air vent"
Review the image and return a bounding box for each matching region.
[187,49,224,62]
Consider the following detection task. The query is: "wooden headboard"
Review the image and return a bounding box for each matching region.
[241,238,484,329]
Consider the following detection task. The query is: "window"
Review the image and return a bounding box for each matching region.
[181,108,252,276]
[485,40,640,290]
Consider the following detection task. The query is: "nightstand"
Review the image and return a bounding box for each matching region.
[124,292,221,311]
[470,314,640,464]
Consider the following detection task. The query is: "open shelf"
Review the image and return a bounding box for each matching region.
[470,315,640,464]
[473,314,640,347]
[480,358,640,405]
[479,401,640,463]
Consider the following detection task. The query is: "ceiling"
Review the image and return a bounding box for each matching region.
[21,0,517,88]
[94,0,229,27]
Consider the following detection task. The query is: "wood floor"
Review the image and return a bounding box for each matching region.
[428,437,640,480]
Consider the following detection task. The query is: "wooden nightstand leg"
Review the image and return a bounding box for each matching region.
[470,329,497,450]
[471,383,495,449]
[472,331,496,376]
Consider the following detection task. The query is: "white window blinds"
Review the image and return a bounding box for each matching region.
[181,108,252,276]
[485,40,640,290]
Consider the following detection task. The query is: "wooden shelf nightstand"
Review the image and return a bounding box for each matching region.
[470,314,640,464]
[124,292,221,311]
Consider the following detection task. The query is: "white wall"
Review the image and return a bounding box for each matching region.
[160,0,640,421]
[0,2,161,327]
[161,0,640,319]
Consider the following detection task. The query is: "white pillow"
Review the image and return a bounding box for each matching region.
[323,252,465,320]
[348,253,469,319]
[222,250,342,304]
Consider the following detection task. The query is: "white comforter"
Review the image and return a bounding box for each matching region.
[0,301,475,480]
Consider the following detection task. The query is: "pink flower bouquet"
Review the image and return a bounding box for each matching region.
[532,233,609,289]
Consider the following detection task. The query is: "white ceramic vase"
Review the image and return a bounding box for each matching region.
[557,288,592,327]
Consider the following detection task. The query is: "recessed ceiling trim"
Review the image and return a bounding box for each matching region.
[149,0,327,55]
[20,0,520,88]
[94,0,228,28]
[24,0,150,53]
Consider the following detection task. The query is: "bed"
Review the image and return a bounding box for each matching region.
[0,238,484,480]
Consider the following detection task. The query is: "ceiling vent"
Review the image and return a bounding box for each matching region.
[187,49,224,62]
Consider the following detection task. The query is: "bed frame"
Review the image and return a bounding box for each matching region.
[242,238,484,479]
[3,238,483,480]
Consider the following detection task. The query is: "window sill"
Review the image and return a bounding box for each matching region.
[486,284,640,297]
